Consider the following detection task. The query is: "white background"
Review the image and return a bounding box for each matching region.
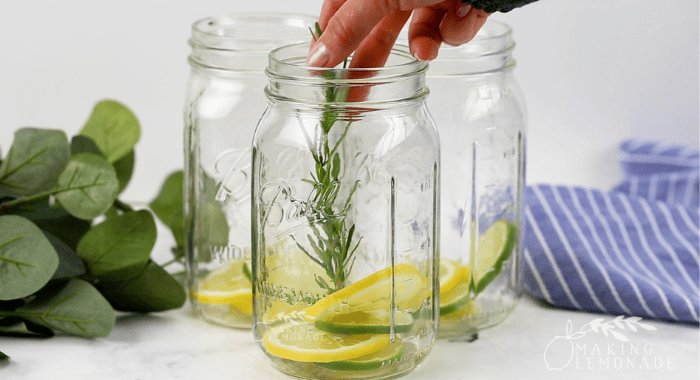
[0,0,697,202]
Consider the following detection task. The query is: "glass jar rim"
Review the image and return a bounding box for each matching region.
[266,42,428,85]
[433,19,513,59]
[189,13,317,51]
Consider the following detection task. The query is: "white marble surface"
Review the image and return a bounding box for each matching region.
[2,292,697,380]
[3,222,699,380]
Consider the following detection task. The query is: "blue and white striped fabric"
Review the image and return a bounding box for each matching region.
[523,140,699,323]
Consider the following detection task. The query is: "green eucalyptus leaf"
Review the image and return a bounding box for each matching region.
[0,215,59,301]
[98,261,185,312]
[113,150,134,194]
[76,210,156,280]
[54,152,119,220]
[70,135,105,157]
[149,171,183,242]
[80,100,140,163]
[20,200,91,250]
[0,128,70,196]
[15,278,115,338]
[42,231,86,280]
[0,318,54,337]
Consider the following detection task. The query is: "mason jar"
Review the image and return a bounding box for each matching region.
[426,20,526,340]
[251,43,439,379]
[183,13,317,328]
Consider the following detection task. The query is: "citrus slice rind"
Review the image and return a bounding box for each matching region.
[304,264,425,318]
[316,339,405,371]
[439,258,463,295]
[473,220,517,294]
[263,322,390,363]
[439,282,471,316]
[314,310,414,334]
[193,260,252,313]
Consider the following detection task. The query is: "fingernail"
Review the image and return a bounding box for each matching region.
[457,4,471,17]
[306,42,330,67]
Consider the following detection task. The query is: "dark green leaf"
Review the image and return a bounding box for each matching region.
[76,210,156,280]
[15,278,115,338]
[113,150,134,194]
[0,215,59,300]
[20,200,91,250]
[0,128,70,196]
[0,351,7,360]
[98,261,185,312]
[0,318,54,337]
[70,135,105,157]
[80,100,140,163]
[0,300,24,311]
[42,231,86,280]
[54,152,119,220]
[149,171,183,245]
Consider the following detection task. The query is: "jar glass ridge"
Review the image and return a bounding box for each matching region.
[184,13,317,329]
[252,43,439,380]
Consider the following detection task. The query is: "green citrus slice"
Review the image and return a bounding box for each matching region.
[439,258,464,294]
[316,339,405,371]
[439,282,471,316]
[315,309,414,334]
[193,261,252,314]
[263,322,389,363]
[473,220,517,294]
[304,264,425,318]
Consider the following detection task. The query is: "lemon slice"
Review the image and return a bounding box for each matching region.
[304,264,425,318]
[316,339,405,371]
[315,309,414,334]
[194,261,252,314]
[473,220,517,294]
[439,282,471,316]
[439,258,464,294]
[263,322,389,363]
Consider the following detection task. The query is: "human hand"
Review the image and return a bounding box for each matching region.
[306,0,489,68]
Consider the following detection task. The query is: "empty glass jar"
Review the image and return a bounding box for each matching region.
[251,43,439,379]
[183,13,317,328]
[426,20,526,340]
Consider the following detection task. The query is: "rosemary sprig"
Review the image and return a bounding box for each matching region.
[295,23,360,294]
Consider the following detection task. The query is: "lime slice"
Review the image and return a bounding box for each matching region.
[439,282,471,316]
[315,309,414,334]
[473,220,517,294]
[194,261,252,314]
[263,322,389,363]
[316,339,405,371]
[304,264,425,318]
[439,258,464,294]
[441,299,480,320]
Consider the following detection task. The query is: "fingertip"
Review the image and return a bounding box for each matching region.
[410,36,440,61]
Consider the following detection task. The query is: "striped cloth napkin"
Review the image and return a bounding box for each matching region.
[522,140,699,323]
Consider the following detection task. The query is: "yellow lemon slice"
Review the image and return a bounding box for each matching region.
[263,322,390,363]
[304,264,425,318]
[316,338,405,371]
[439,281,471,316]
[194,261,252,314]
[439,258,464,295]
